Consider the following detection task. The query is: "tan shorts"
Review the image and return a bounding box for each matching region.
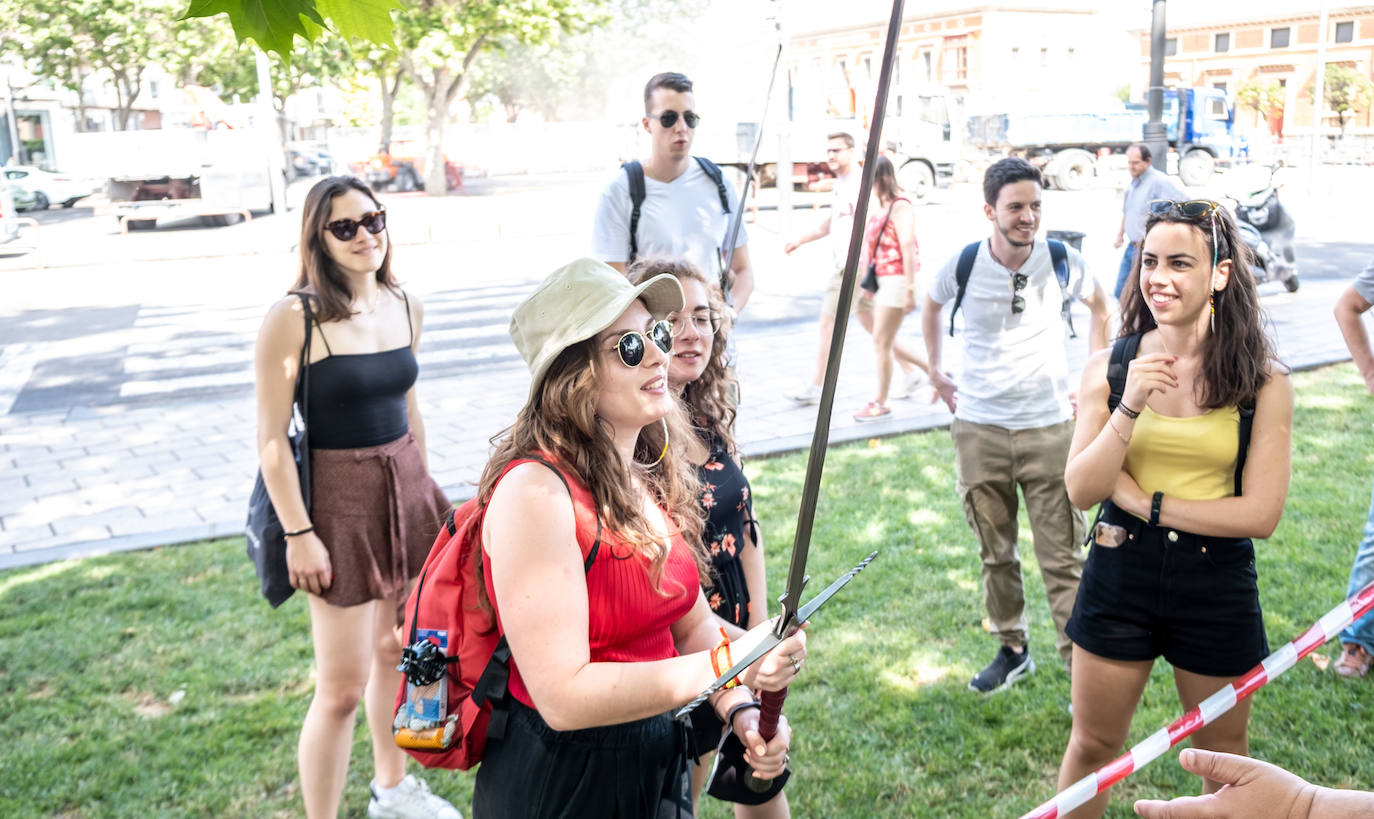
[868,274,910,310]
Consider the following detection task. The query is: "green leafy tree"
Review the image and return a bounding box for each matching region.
[180,0,399,63]
[1308,63,1374,136]
[1235,77,1286,124]
[1,0,210,131]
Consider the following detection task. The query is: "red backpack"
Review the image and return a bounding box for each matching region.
[391,456,600,770]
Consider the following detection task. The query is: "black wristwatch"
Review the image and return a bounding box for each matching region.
[1149,492,1164,527]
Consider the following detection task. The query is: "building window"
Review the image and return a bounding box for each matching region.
[1165,37,1178,56]
[957,46,968,81]
[922,50,932,83]
[1271,27,1290,48]
[1335,21,1354,43]
[1215,33,1230,52]
[1210,83,1228,117]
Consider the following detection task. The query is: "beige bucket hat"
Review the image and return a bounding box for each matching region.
[510,258,684,403]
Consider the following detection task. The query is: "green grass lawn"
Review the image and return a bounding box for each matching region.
[4,364,1374,818]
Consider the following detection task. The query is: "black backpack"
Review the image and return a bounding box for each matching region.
[621,157,730,264]
[1105,332,1255,496]
[948,239,1075,338]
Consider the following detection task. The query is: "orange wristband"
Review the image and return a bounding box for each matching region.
[710,627,741,689]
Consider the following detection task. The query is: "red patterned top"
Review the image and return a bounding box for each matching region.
[862,196,919,278]
[482,459,700,710]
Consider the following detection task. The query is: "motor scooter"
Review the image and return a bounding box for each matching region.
[1227,164,1299,292]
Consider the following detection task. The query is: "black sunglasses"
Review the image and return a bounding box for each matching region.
[1147,199,1221,219]
[616,320,674,367]
[652,109,700,129]
[1010,272,1028,315]
[667,310,721,335]
[324,209,386,241]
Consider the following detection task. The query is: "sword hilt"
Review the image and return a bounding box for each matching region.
[745,686,789,792]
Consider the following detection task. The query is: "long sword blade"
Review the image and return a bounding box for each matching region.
[720,42,784,296]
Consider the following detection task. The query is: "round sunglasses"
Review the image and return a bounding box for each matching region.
[324,209,386,241]
[651,109,700,129]
[615,320,674,367]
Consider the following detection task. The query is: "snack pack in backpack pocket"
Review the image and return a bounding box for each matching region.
[392,456,600,769]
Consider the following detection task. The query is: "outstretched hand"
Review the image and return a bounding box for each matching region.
[1133,749,1318,819]
[732,618,808,692]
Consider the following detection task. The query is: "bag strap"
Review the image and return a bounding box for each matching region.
[1234,403,1254,496]
[1105,332,1143,413]
[1047,239,1077,339]
[693,156,731,214]
[948,241,982,337]
[622,160,646,263]
[870,201,896,259]
[295,294,312,508]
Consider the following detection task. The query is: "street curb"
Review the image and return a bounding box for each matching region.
[0,354,1354,573]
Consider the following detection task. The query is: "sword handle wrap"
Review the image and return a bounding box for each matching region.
[756,686,787,740]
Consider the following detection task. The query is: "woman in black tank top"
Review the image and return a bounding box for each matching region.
[253,176,458,818]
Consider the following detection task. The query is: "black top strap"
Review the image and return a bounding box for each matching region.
[402,290,414,346]
[1234,403,1255,496]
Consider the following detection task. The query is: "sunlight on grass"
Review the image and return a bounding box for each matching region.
[0,559,73,596]
[880,654,955,690]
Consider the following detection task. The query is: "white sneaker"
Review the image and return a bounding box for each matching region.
[785,383,822,405]
[890,370,925,400]
[368,775,462,819]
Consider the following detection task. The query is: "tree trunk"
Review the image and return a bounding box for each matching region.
[72,68,89,132]
[379,61,403,147]
[422,71,451,196]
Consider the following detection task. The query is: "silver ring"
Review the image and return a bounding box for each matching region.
[789,656,801,674]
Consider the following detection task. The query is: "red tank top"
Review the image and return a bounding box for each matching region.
[481,457,700,710]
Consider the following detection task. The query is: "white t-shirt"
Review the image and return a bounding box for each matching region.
[928,238,1089,429]
[591,159,745,279]
[828,169,862,266]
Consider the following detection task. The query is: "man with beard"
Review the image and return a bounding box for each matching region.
[921,157,1109,693]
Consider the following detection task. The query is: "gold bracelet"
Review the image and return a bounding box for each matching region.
[1106,415,1130,445]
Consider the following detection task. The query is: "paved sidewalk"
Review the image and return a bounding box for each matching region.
[2,173,1371,571]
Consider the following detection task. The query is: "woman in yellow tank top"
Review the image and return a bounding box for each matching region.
[1053,201,1293,817]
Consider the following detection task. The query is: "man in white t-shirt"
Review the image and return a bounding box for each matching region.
[922,157,1109,693]
[592,72,754,314]
[780,132,864,404]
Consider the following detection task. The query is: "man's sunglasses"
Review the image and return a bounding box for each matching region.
[324,209,386,241]
[1010,272,1028,315]
[667,310,722,335]
[651,110,700,129]
[616,320,674,367]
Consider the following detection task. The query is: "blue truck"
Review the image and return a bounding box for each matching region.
[965,87,1245,190]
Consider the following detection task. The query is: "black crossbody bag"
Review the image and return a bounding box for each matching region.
[246,294,313,607]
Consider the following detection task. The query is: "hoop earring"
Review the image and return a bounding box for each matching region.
[644,417,669,467]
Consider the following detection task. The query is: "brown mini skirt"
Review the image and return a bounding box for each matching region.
[310,431,452,622]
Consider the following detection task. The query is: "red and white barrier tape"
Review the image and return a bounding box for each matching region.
[1021,579,1374,819]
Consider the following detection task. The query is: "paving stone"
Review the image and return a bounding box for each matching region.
[0,524,54,552]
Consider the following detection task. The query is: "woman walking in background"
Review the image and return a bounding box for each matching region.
[853,155,929,422]
[254,176,458,819]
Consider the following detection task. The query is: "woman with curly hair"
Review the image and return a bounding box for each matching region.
[472,258,807,818]
[1055,201,1293,817]
[629,258,789,818]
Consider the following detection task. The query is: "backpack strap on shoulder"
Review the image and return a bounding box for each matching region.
[622,160,646,263]
[1234,402,1255,496]
[1106,333,1143,413]
[949,241,982,337]
[1047,239,1077,339]
[693,156,730,214]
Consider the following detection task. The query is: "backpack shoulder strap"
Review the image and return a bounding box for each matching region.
[948,241,982,337]
[1234,402,1255,496]
[1047,239,1077,339]
[693,156,730,213]
[621,160,646,263]
[1106,332,1143,412]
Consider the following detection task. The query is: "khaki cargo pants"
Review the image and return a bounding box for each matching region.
[952,418,1086,666]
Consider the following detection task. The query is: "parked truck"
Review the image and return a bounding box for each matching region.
[64,128,277,230]
[964,87,1244,190]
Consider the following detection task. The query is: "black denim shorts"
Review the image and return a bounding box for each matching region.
[473,699,692,819]
[1066,500,1268,677]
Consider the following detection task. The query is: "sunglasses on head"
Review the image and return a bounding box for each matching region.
[615,320,674,367]
[324,209,386,241]
[1147,199,1221,219]
[667,309,721,335]
[1010,272,1028,315]
[652,109,700,129]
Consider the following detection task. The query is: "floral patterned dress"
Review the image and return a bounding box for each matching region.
[697,433,759,629]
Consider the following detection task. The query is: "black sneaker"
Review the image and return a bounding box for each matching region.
[968,645,1035,693]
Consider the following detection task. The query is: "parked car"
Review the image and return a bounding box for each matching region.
[4,166,98,210]
[286,142,334,179]
[1,184,22,244]
[354,140,463,192]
